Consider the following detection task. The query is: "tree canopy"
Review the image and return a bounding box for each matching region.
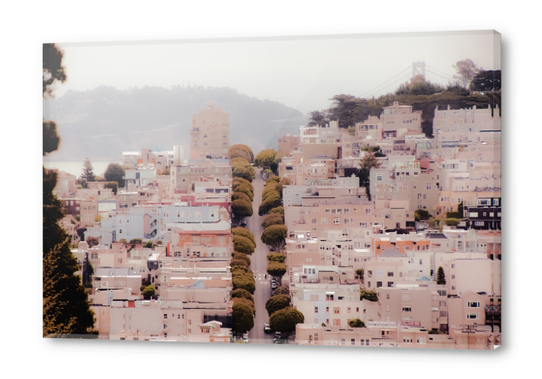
[231,252,251,267]
[269,206,284,215]
[272,286,290,296]
[469,70,501,92]
[104,163,125,188]
[231,191,252,204]
[232,227,256,245]
[43,45,95,338]
[231,199,253,219]
[232,301,254,334]
[267,261,287,277]
[348,318,366,328]
[231,288,255,303]
[259,192,282,216]
[77,158,96,188]
[269,307,304,333]
[232,274,256,294]
[265,294,291,317]
[437,266,446,285]
[254,149,277,168]
[453,59,481,89]
[229,144,254,162]
[233,235,255,255]
[261,224,287,252]
[267,253,286,263]
[261,213,284,229]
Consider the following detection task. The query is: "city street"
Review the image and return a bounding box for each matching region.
[245,174,275,344]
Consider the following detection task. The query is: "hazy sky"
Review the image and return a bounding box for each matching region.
[54,30,500,115]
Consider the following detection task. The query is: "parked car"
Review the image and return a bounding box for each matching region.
[240,220,247,227]
[242,333,249,343]
[264,323,272,333]
[274,331,281,339]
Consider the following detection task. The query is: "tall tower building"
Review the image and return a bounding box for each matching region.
[190,102,230,159]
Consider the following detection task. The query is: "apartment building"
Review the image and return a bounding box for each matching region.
[190,102,230,159]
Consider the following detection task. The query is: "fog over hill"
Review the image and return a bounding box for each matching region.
[43,85,307,162]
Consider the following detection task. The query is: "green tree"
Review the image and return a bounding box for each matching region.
[453,59,481,89]
[267,253,286,263]
[232,199,253,219]
[265,294,291,317]
[232,227,256,245]
[269,307,304,334]
[233,297,256,314]
[142,285,155,299]
[229,144,254,162]
[231,288,255,303]
[469,70,501,92]
[81,252,94,286]
[43,48,96,336]
[360,289,378,302]
[232,191,252,204]
[77,158,96,189]
[267,261,287,277]
[269,206,284,215]
[233,185,254,202]
[437,266,446,285]
[348,318,366,328]
[104,163,126,188]
[86,236,99,248]
[259,192,282,216]
[254,149,277,168]
[261,213,284,229]
[232,275,256,294]
[144,241,153,248]
[233,166,255,182]
[261,224,287,252]
[231,258,249,268]
[308,110,328,127]
[232,252,251,267]
[272,286,290,296]
[355,268,364,281]
[233,235,255,255]
[104,182,118,195]
[232,301,254,334]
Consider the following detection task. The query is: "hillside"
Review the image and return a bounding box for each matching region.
[43,85,307,161]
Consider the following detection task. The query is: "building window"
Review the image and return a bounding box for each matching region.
[402,307,412,312]
[467,301,480,308]
[466,313,478,319]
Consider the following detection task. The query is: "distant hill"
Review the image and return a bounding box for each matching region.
[43,85,307,161]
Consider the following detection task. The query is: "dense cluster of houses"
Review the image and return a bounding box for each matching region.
[277,102,501,349]
[50,103,236,342]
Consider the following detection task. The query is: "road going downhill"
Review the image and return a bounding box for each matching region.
[245,174,274,344]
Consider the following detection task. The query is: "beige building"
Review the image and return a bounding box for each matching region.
[190,103,230,159]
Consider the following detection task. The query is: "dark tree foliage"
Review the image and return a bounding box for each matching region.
[308,110,329,127]
[261,224,287,252]
[78,158,96,188]
[81,253,94,286]
[469,70,501,92]
[231,252,251,267]
[43,45,95,338]
[86,236,99,248]
[272,286,290,296]
[267,253,286,263]
[104,163,126,188]
[265,294,291,317]
[231,199,253,219]
[261,213,284,229]
[437,266,446,285]
[233,235,255,255]
[232,275,256,294]
[269,206,284,215]
[267,261,287,277]
[233,297,255,314]
[232,191,252,204]
[348,318,366,328]
[231,288,255,303]
[269,307,304,333]
[232,227,256,245]
[232,302,254,334]
[360,289,379,302]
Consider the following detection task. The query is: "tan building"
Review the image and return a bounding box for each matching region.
[190,102,230,159]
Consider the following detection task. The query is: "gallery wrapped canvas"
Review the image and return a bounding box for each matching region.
[43,30,501,349]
